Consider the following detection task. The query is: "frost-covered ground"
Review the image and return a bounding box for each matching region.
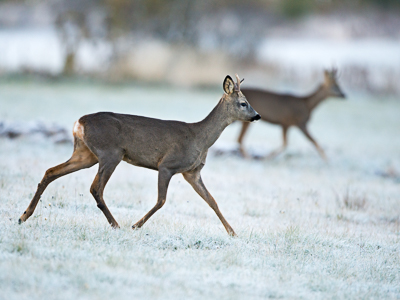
[0,81,399,299]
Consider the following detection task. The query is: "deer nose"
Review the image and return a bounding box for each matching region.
[251,114,261,121]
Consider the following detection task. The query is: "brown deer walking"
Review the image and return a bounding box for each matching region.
[238,69,345,160]
[19,75,260,236]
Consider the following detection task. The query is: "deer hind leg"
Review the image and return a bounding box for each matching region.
[266,126,288,159]
[90,155,122,228]
[298,124,327,160]
[132,167,173,230]
[237,121,250,158]
[19,138,98,224]
[183,169,236,236]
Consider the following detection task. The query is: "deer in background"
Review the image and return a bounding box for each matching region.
[238,69,345,160]
[19,75,260,236]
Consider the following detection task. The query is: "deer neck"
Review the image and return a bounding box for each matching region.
[194,98,233,150]
[305,84,330,111]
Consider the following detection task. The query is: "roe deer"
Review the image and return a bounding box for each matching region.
[238,69,345,160]
[19,75,260,236]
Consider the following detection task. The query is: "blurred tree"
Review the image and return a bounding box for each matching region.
[44,0,399,76]
[280,0,314,18]
[52,0,99,76]
[55,12,87,75]
[361,0,400,9]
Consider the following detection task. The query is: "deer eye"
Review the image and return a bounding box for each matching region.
[240,102,247,107]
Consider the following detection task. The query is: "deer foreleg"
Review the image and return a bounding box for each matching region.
[298,124,327,160]
[132,167,173,230]
[237,122,250,158]
[183,170,236,236]
[266,126,288,159]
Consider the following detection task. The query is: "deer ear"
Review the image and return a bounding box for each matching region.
[223,75,235,94]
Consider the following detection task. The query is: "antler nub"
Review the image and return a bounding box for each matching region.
[235,74,243,91]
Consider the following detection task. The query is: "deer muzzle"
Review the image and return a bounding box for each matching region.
[251,114,261,122]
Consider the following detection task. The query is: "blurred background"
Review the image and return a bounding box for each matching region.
[0,0,399,93]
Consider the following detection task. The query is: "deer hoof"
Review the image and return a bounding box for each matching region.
[253,154,265,160]
[18,212,27,224]
[228,230,237,237]
[132,224,142,230]
[111,223,120,229]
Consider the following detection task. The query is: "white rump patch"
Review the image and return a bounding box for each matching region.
[73,121,84,140]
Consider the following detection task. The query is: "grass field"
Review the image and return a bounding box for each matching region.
[1,80,399,299]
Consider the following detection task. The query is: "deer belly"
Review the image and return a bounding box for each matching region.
[122,152,160,170]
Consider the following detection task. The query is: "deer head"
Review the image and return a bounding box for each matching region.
[324,68,346,99]
[222,74,261,122]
